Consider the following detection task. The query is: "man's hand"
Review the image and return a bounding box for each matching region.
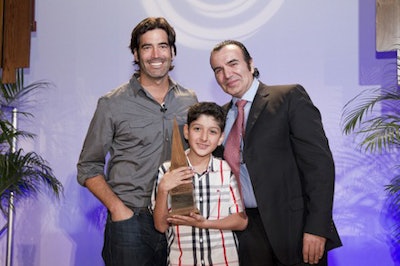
[110,204,134,222]
[303,233,326,264]
[84,175,134,222]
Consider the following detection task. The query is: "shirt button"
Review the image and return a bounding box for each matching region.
[199,238,203,243]
[199,197,203,202]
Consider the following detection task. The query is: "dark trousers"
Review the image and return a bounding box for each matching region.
[236,208,328,266]
[102,209,167,266]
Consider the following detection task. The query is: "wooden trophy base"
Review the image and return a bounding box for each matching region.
[169,183,199,216]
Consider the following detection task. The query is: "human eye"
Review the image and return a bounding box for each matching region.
[210,128,220,135]
[141,44,151,51]
[213,67,221,75]
[228,61,238,67]
[159,43,169,49]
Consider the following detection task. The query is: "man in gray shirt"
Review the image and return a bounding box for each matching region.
[77,17,198,266]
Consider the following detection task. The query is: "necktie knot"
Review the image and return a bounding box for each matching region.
[236,99,247,109]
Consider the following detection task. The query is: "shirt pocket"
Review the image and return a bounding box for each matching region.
[116,118,162,147]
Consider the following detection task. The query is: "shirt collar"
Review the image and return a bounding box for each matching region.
[130,73,177,97]
[185,149,213,176]
[232,78,259,104]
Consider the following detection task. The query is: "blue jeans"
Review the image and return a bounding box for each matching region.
[102,209,167,266]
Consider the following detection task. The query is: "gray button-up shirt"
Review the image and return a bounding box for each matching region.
[77,74,198,208]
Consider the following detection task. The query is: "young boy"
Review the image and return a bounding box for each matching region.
[152,102,248,266]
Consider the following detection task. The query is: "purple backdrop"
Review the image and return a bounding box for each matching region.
[0,0,399,265]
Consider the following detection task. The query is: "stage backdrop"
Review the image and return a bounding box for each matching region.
[0,0,399,265]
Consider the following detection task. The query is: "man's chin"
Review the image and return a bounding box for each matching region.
[143,71,170,81]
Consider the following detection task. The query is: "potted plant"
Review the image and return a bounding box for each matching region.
[342,63,400,241]
[0,68,63,221]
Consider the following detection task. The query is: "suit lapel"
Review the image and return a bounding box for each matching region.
[245,83,269,139]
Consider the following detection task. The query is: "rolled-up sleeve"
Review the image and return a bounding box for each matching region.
[77,97,114,186]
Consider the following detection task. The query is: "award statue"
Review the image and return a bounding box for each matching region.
[169,118,199,216]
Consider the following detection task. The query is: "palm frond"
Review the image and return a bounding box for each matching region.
[385,169,400,243]
[342,86,400,152]
[0,68,63,214]
[0,149,63,212]
[342,88,384,134]
[0,118,34,151]
[344,84,400,244]
[354,115,400,152]
[0,69,52,107]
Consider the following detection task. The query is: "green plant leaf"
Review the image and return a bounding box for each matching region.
[0,68,63,214]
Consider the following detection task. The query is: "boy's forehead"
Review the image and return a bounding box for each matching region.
[191,114,219,126]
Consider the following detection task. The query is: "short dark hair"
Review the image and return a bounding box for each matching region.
[211,40,260,78]
[129,17,177,70]
[187,102,226,131]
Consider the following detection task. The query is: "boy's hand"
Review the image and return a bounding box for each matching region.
[159,166,194,192]
[167,212,206,228]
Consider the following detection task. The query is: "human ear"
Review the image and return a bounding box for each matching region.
[249,59,255,74]
[133,49,139,63]
[183,124,189,140]
[217,132,225,146]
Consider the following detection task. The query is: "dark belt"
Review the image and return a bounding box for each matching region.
[245,208,259,215]
[131,206,153,215]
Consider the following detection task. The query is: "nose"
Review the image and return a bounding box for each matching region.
[222,68,232,79]
[200,131,208,141]
[151,47,159,58]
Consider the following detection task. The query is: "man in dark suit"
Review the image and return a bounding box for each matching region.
[209,40,342,266]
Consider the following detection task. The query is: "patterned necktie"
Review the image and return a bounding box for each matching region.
[224,99,247,180]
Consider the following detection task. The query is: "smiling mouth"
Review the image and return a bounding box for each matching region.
[197,143,209,149]
[226,78,239,87]
[149,58,164,65]
[150,61,163,67]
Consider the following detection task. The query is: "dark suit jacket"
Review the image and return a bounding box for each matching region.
[218,82,342,265]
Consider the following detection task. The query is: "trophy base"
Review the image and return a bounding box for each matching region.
[169,206,200,217]
[169,185,199,216]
